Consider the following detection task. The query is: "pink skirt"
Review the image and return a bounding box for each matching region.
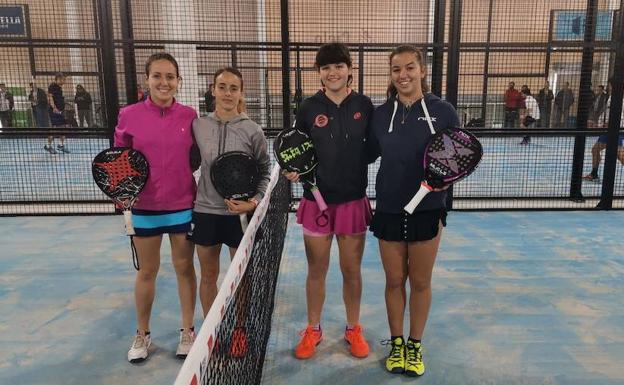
[296,197,372,236]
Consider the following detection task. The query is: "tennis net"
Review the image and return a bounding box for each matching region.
[174,164,290,385]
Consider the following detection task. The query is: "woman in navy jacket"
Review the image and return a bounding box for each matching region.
[368,45,460,377]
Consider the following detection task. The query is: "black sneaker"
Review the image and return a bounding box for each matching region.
[582,174,600,182]
[57,145,70,154]
[44,145,57,154]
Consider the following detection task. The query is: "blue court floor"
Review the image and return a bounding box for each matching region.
[0,211,623,385]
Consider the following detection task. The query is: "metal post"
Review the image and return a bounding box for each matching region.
[120,0,137,105]
[569,0,598,202]
[280,0,291,130]
[598,3,624,208]
[445,0,461,107]
[98,0,120,132]
[481,0,494,124]
[431,0,445,97]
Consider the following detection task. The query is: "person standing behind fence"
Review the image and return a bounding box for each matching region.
[367,45,460,377]
[590,85,608,123]
[29,82,49,128]
[283,43,374,361]
[520,87,540,145]
[0,83,14,128]
[553,82,575,128]
[504,81,523,128]
[114,52,199,363]
[46,73,69,153]
[74,84,93,128]
[537,80,554,128]
[203,83,215,113]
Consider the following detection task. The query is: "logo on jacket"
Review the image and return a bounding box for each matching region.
[353,112,362,120]
[314,114,329,128]
[418,116,437,122]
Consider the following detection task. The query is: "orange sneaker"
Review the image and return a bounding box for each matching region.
[229,327,248,358]
[294,325,322,359]
[344,324,369,358]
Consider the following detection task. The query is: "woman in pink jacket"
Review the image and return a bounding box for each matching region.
[114,53,197,363]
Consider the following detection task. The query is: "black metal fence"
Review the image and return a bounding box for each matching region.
[1,0,623,214]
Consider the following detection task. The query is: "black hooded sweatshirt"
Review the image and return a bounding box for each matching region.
[294,89,374,204]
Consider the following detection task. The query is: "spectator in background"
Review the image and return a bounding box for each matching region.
[0,83,14,128]
[74,84,93,127]
[29,82,49,128]
[204,83,215,113]
[537,80,554,128]
[553,81,575,128]
[590,85,608,123]
[519,87,540,145]
[504,81,523,128]
[46,73,69,154]
[583,80,624,181]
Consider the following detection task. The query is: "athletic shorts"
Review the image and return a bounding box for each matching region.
[597,134,624,145]
[187,211,246,248]
[370,210,447,242]
[131,208,192,237]
[296,197,372,237]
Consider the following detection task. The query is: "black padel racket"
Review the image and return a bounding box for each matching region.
[92,147,149,235]
[404,127,483,213]
[274,127,329,226]
[211,151,260,232]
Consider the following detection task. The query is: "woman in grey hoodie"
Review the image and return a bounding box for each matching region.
[188,68,270,352]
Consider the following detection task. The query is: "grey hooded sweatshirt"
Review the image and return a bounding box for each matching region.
[192,112,271,215]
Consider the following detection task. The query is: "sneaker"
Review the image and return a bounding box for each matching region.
[582,174,600,182]
[404,340,425,377]
[44,145,57,154]
[127,333,151,363]
[294,325,322,359]
[57,144,70,153]
[384,337,405,373]
[344,324,369,358]
[176,328,196,358]
[229,327,248,358]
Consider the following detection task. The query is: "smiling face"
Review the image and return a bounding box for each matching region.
[213,71,243,115]
[145,59,179,106]
[318,62,351,93]
[390,52,426,101]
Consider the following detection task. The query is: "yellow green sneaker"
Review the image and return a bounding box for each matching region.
[384,337,405,373]
[405,340,425,376]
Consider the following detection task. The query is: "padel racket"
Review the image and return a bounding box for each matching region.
[404,127,483,214]
[211,151,260,232]
[92,147,149,235]
[274,127,329,226]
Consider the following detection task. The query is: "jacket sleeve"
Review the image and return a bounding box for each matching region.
[365,101,380,164]
[251,126,271,202]
[113,108,132,147]
[190,118,202,171]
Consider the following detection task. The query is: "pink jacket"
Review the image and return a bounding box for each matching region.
[114,97,197,211]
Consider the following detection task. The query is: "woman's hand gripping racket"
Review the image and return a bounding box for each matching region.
[211,151,260,233]
[92,147,149,235]
[404,127,483,214]
[274,128,329,226]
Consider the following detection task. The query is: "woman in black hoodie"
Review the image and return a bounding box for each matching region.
[284,43,374,360]
[368,45,460,377]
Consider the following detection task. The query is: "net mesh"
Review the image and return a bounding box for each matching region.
[175,164,290,385]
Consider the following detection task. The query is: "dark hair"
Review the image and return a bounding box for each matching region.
[54,73,65,80]
[315,43,353,87]
[521,87,531,95]
[386,45,430,99]
[145,52,180,77]
[213,67,246,113]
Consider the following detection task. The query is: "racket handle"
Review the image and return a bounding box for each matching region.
[239,213,248,233]
[404,183,433,214]
[123,209,136,236]
[310,187,328,212]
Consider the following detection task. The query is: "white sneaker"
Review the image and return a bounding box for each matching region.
[127,333,151,363]
[176,328,196,358]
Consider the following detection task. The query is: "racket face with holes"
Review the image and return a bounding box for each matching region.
[92,147,149,203]
[273,128,318,176]
[423,127,483,188]
[211,151,259,200]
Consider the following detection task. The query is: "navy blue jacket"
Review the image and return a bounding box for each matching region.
[294,90,374,204]
[368,93,460,213]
